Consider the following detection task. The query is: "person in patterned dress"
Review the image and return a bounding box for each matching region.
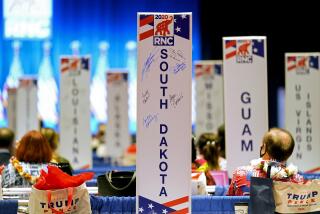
[2,130,52,188]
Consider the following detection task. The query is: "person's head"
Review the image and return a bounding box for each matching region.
[131,133,136,144]
[0,128,15,149]
[217,124,225,137]
[216,124,225,158]
[40,128,59,151]
[260,128,295,162]
[15,130,52,163]
[197,133,217,155]
[97,124,106,138]
[203,141,221,170]
[191,135,196,163]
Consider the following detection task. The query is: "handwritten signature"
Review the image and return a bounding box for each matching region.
[173,62,187,74]
[143,113,159,128]
[142,48,159,80]
[168,48,186,62]
[142,90,150,104]
[9,0,34,12]
[169,93,184,108]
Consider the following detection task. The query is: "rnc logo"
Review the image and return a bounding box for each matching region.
[153,37,174,46]
[139,14,190,45]
[287,56,319,74]
[225,39,264,63]
[296,57,310,74]
[153,15,174,46]
[236,40,253,63]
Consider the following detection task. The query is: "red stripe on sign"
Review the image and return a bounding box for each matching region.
[61,58,69,64]
[70,59,79,70]
[139,29,154,41]
[61,65,69,73]
[195,66,211,77]
[163,196,189,207]
[140,15,153,27]
[225,51,236,59]
[226,40,236,48]
[195,72,203,77]
[305,167,320,173]
[61,58,69,73]
[287,65,296,71]
[171,208,189,214]
[287,57,295,61]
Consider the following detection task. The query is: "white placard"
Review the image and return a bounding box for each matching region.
[7,88,17,136]
[195,60,224,136]
[16,78,38,140]
[137,13,192,213]
[223,36,268,176]
[285,53,320,172]
[105,71,130,160]
[59,57,92,170]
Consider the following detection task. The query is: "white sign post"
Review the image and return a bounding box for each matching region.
[7,88,17,136]
[285,53,320,172]
[16,78,38,140]
[106,71,130,161]
[137,12,192,213]
[223,36,268,176]
[195,60,224,136]
[60,57,92,169]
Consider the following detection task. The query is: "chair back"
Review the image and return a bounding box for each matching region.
[209,170,229,186]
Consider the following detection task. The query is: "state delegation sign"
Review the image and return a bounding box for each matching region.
[223,36,268,176]
[60,57,92,170]
[285,53,320,172]
[137,12,192,214]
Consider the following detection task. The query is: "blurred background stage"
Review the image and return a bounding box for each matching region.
[0,0,319,133]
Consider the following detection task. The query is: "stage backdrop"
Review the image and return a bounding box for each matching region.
[0,0,201,133]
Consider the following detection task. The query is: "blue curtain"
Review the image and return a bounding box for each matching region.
[0,0,201,131]
[1,0,200,84]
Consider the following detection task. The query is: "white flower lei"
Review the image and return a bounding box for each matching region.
[250,158,298,179]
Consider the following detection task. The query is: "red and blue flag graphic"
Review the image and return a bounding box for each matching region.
[252,40,264,57]
[195,64,212,77]
[225,39,264,60]
[107,73,128,83]
[173,14,190,40]
[139,14,190,41]
[138,195,189,214]
[81,58,89,71]
[287,56,296,71]
[19,79,37,87]
[215,64,222,75]
[61,58,79,73]
[61,58,89,73]
[287,56,319,72]
[139,15,154,41]
[224,40,237,59]
[309,56,319,69]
